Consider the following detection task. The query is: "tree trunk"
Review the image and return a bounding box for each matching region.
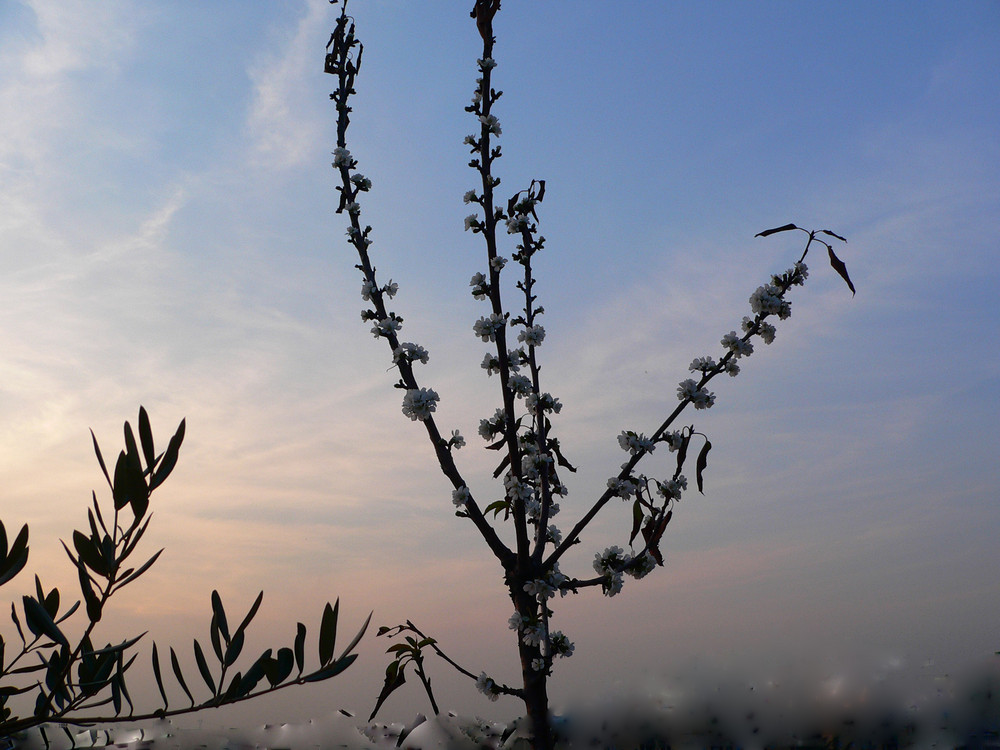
[512,585,552,749]
[519,651,552,749]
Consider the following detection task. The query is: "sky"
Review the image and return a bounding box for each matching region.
[1,0,999,733]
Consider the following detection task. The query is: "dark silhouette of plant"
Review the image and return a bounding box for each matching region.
[325,2,853,747]
[0,407,370,744]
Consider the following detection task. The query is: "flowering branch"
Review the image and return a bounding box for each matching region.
[325,3,853,746]
[325,4,513,571]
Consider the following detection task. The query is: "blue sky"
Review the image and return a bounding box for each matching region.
[1,0,998,729]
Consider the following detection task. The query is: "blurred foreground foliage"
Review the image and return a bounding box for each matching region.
[0,408,370,745]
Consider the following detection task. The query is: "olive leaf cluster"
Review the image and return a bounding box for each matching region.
[1,408,369,743]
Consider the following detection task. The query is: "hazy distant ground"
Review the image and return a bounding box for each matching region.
[11,656,999,749]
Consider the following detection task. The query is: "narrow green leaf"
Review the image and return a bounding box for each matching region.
[233,591,264,640]
[675,431,691,477]
[483,499,509,518]
[223,671,244,701]
[827,246,856,295]
[294,623,306,676]
[117,668,135,714]
[111,674,122,715]
[151,643,168,710]
[210,613,224,663]
[820,229,847,243]
[338,610,371,662]
[211,590,230,643]
[318,600,339,666]
[87,509,101,543]
[78,562,103,623]
[10,602,25,643]
[116,548,163,588]
[755,223,798,238]
[113,450,147,514]
[92,491,109,535]
[73,530,107,577]
[239,650,271,696]
[123,421,140,469]
[119,516,152,563]
[267,647,294,686]
[629,499,643,546]
[91,429,113,490]
[304,653,358,683]
[696,439,712,494]
[53,599,80,626]
[0,524,28,587]
[23,596,68,647]
[193,639,216,695]
[224,629,245,667]
[170,647,194,706]
[368,659,405,721]
[138,406,156,471]
[149,419,185,492]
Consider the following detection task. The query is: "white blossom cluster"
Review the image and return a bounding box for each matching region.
[721,331,754,358]
[520,450,552,480]
[549,631,574,658]
[628,551,657,580]
[525,392,561,415]
[371,316,401,339]
[349,173,372,192]
[593,546,627,597]
[607,476,639,499]
[475,672,500,701]
[505,214,529,234]
[688,356,717,373]
[480,352,501,376]
[345,225,372,247]
[479,114,501,136]
[592,546,657,598]
[517,324,545,347]
[469,272,489,299]
[452,485,471,508]
[662,430,685,451]
[478,408,506,440]
[332,146,355,169]
[676,379,716,409]
[523,578,556,602]
[656,475,687,501]
[392,342,429,365]
[618,430,655,455]
[473,313,505,342]
[400,388,439,422]
[503,472,533,503]
[508,373,532,397]
[743,316,777,345]
[361,278,397,301]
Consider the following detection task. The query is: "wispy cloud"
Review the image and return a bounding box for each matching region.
[244,0,330,170]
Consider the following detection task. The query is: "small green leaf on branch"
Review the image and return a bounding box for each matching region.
[755,223,798,237]
[827,246,856,295]
[696,440,712,494]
